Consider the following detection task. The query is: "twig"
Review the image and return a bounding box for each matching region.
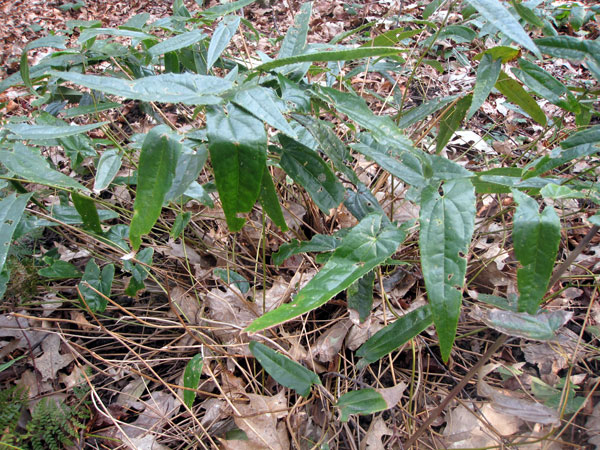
[402,334,508,449]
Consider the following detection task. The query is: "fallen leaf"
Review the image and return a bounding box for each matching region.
[121,391,180,439]
[312,319,351,362]
[170,286,202,324]
[232,391,290,450]
[361,416,393,450]
[376,382,406,409]
[587,400,600,449]
[34,333,74,381]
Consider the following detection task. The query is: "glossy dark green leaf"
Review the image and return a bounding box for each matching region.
[560,125,600,149]
[183,353,204,409]
[0,193,32,274]
[170,212,192,239]
[437,95,472,153]
[258,169,288,231]
[201,0,257,18]
[129,128,180,250]
[246,214,406,332]
[164,145,207,202]
[272,234,341,266]
[257,47,403,72]
[344,183,389,223]
[291,114,358,183]
[336,389,387,422]
[347,271,375,323]
[5,122,107,140]
[467,54,501,119]
[495,70,547,126]
[94,149,122,194]
[38,260,82,279]
[513,59,579,112]
[52,71,232,105]
[356,305,432,368]
[512,1,544,27]
[278,1,311,59]
[465,0,541,58]
[512,190,561,314]
[71,192,103,234]
[149,29,206,57]
[249,341,321,397]
[278,75,311,113]
[397,95,459,129]
[233,86,297,138]
[206,16,240,70]
[79,259,114,313]
[420,179,476,362]
[278,135,344,213]
[477,308,571,340]
[124,247,153,296]
[207,105,267,231]
[214,268,250,293]
[316,86,416,153]
[184,181,214,207]
[535,36,599,61]
[0,144,89,192]
[351,141,426,188]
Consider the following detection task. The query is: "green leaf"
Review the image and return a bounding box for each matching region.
[344,183,389,223]
[347,271,375,323]
[464,0,541,58]
[0,193,32,274]
[249,341,321,397]
[124,247,153,296]
[245,214,406,333]
[149,29,206,57]
[25,35,68,51]
[170,211,192,239]
[5,122,107,140]
[206,16,240,71]
[0,144,89,192]
[214,268,250,293]
[535,36,599,62]
[258,169,288,231]
[420,179,476,362]
[164,145,207,202]
[256,47,403,72]
[475,45,521,63]
[356,305,432,368]
[316,86,416,153]
[38,260,82,279]
[201,0,257,18]
[79,259,114,313]
[278,1,311,59]
[361,28,421,47]
[63,101,122,118]
[291,114,358,184]
[560,125,600,149]
[495,70,547,126]
[71,192,103,234]
[513,59,579,113]
[512,1,544,27]
[397,95,460,129]
[437,95,472,153]
[78,27,157,44]
[540,183,588,200]
[272,234,341,266]
[52,71,232,105]
[476,308,571,340]
[129,127,180,250]
[94,149,122,193]
[278,135,344,213]
[233,86,297,138]
[467,54,501,119]
[512,190,561,314]
[183,353,203,409]
[207,105,267,231]
[336,389,387,422]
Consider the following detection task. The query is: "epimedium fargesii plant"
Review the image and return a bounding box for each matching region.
[0,0,599,421]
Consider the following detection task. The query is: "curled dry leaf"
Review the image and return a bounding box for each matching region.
[120,391,181,439]
[478,364,560,426]
[170,286,202,324]
[229,391,290,450]
[443,403,522,449]
[0,313,45,354]
[361,416,393,450]
[205,286,258,346]
[376,382,407,409]
[312,319,351,363]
